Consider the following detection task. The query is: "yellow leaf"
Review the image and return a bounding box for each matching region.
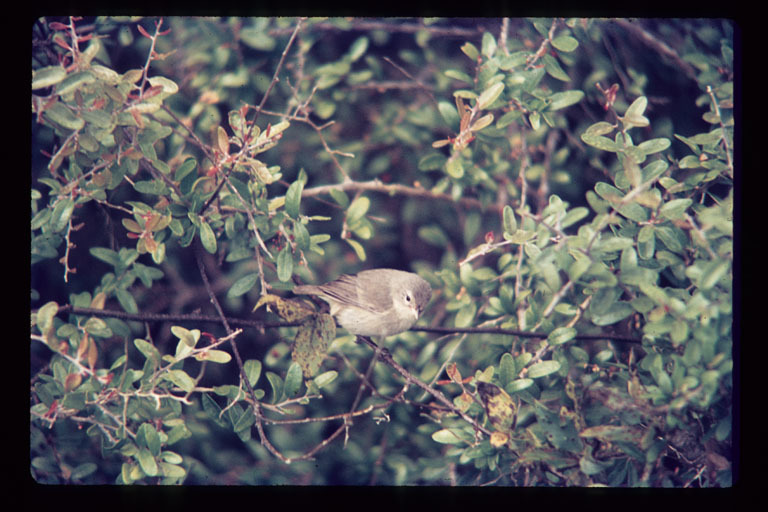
[64,372,83,392]
[217,126,229,155]
[477,381,517,433]
[254,294,315,322]
[90,292,107,310]
[490,431,510,448]
[292,313,335,378]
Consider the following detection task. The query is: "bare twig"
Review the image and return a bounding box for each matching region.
[268,19,482,39]
[300,178,487,211]
[57,305,643,344]
[194,244,288,462]
[248,17,304,130]
[613,19,698,82]
[526,18,558,69]
[354,336,492,437]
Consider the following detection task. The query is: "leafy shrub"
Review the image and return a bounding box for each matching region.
[31,17,733,486]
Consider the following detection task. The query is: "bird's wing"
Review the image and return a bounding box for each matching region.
[314,274,378,312]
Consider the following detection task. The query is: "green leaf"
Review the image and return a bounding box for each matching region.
[445,157,464,179]
[542,54,570,81]
[277,246,293,282]
[552,35,579,52]
[561,207,588,228]
[437,101,460,128]
[585,121,616,137]
[198,218,217,254]
[547,90,584,111]
[51,198,75,232]
[460,42,479,61]
[243,359,262,387]
[134,338,160,363]
[455,302,477,328]
[625,95,648,119]
[313,370,338,389]
[506,378,534,393]
[284,362,304,398]
[444,69,472,84]
[581,133,619,152]
[591,302,634,326]
[174,158,197,182]
[163,369,196,393]
[659,198,693,220]
[503,205,517,235]
[432,428,465,444]
[548,327,576,346]
[32,66,67,89]
[639,282,669,306]
[418,225,450,247]
[477,82,504,110]
[232,405,256,433]
[527,360,561,378]
[285,179,304,219]
[133,179,167,195]
[623,96,650,128]
[90,247,120,266]
[240,25,276,50]
[56,70,96,97]
[499,353,516,387]
[84,317,113,337]
[347,196,370,223]
[345,238,366,261]
[347,36,369,62]
[70,462,98,481]
[654,225,685,253]
[266,371,284,404]
[43,102,85,131]
[594,236,634,253]
[528,111,541,131]
[637,138,671,156]
[137,423,162,455]
[194,349,232,364]
[699,260,730,290]
[293,221,310,251]
[481,31,497,58]
[137,448,158,477]
[642,159,669,183]
[329,188,349,208]
[201,393,226,426]
[228,273,259,298]
[171,326,200,348]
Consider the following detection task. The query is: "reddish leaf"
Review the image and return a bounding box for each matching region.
[142,85,164,99]
[137,24,152,39]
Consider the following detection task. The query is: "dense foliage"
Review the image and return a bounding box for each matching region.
[31,17,734,486]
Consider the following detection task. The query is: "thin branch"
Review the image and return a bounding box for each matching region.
[58,305,297,331]
[300,178,487,211]
[705,84,734,179]
[267,20,482,39]
[526,18,558,69]
[249,17,304,131]
[355,336,493,437]
[57,305,643,344]
[613,19,698,82]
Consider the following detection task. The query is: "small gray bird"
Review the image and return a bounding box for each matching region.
[293,268,432,337]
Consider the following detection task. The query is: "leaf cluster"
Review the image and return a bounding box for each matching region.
[31,17,733,486]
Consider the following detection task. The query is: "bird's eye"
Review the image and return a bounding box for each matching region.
[404,292,412,303]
